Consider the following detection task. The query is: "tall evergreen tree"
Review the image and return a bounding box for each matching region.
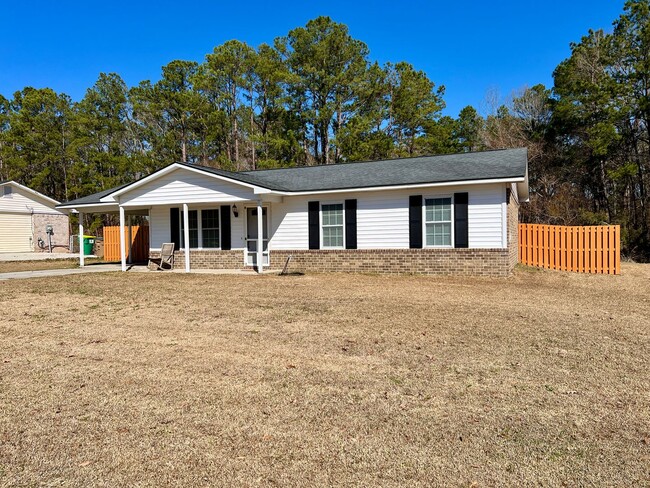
[276,16,369,164]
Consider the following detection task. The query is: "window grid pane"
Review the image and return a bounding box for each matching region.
[323,226,343,248]
[202,209,220,248]
[322,204,344,248]
[424,198,452,247]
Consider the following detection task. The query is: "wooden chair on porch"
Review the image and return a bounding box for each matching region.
[148,243,175,271]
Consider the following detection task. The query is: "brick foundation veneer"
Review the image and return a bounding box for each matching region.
[150,248,515,276]
[149,250,248,270]
[271,249,512,277]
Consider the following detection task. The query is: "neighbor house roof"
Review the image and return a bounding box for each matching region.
[58,148,528,208]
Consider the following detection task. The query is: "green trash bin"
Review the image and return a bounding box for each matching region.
[83,235,95,256]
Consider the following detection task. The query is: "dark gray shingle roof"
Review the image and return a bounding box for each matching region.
[58,182,133,207]
[238,148,527,192]
[58,148,527,207]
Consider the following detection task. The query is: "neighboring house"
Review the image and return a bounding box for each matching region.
[0,181,70,253]
[57,148,529,276]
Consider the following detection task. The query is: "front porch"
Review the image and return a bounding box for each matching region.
[77,200,273,274]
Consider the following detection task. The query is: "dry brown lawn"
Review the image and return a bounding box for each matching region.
[0,259,88,274]
[0,264,649,487]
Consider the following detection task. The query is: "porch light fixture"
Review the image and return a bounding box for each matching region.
[232,204,239,217]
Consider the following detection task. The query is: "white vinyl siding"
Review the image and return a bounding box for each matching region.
[0,213,33,252]
[468,185,505,248]
[269,184,506,250]
[119,168,256,206]
[269,197,310,250]
[145,183,507,252]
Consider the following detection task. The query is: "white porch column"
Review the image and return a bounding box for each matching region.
[183,203,190,273]
[78,212,85,267]
[257,200,263,273]
[119,205,127,272]
[127,215,133,265]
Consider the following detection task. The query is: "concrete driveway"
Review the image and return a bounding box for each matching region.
[0,264,120,280]
[0,252,84,262]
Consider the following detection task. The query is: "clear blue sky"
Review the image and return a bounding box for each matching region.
[0,0,625,117]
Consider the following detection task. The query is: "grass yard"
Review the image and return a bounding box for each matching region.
[0,259,86,274]
[0,265,648,486]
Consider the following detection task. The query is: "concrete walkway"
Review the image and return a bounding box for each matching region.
[0,252,93,261]
[0,264,120,280]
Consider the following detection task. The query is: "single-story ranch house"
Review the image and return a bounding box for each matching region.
[0,180,69,253]
[57,148,529,276]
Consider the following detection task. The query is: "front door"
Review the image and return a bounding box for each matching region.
[245,207,269,266]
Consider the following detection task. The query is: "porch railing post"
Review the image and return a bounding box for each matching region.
[257,200,263,273]
[183,203,190,273]
[119,206,127,272]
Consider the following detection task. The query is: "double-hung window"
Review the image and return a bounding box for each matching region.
[425,197,452,247]
[180,209,220,249]
[321,203,344,248]
[201,209,220,248]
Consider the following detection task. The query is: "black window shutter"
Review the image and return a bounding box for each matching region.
[409,195,423,249]
[170,207,180,249]
[308,201,320,250]
[220,205,231,250]
[454,192,469,248]
[345,199,357,249]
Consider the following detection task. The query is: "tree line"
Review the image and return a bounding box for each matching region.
[0,2,649,259]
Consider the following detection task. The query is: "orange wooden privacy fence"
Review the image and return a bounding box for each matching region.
[519,224,620,274]
[103,225,150,263]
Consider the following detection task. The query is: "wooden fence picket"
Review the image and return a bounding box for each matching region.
[518,224,620,275]
[102,225,150,263]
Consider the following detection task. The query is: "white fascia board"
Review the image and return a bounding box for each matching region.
[1,180,61,206]
[515,165,530,202]
[56,203,120,212]
[106,163,266,201]
[265,177,526,197]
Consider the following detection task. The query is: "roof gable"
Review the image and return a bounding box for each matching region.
[0,180,60,207]
[117,166,258,206]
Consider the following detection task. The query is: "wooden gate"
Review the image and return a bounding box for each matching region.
[103,225,150,263]
[518,224,620,274]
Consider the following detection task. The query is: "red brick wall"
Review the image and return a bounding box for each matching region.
[270,249,512,277]
[149,250,248,270]
[150,246,517,277]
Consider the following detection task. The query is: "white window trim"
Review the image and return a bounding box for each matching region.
[320,201,345,250]
[180,208,222,250]
[422,194,454,248]
[199,208,222,250]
